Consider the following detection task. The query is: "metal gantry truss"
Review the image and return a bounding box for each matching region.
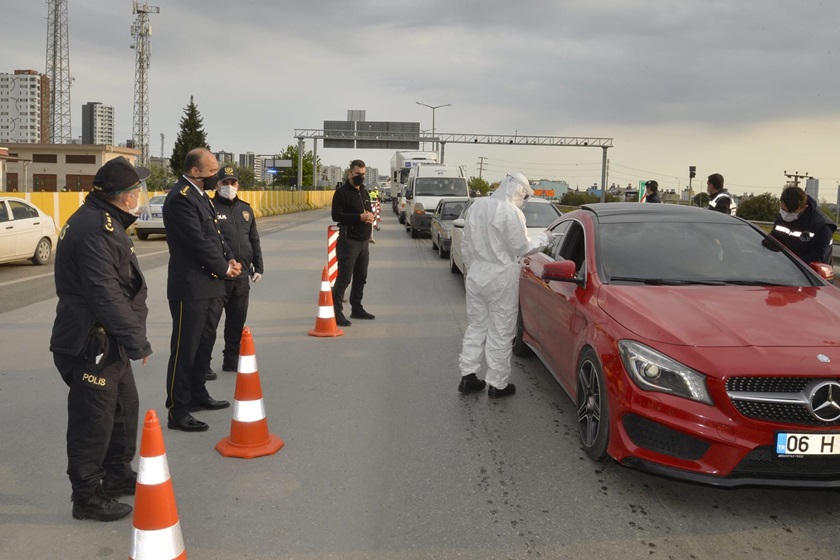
[131,1,159,166]
[46,0,72,144]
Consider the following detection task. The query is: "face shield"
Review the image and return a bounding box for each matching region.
[133,181,153,220]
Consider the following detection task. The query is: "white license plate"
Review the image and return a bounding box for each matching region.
[152,212,162,218]
[776,432,840,455]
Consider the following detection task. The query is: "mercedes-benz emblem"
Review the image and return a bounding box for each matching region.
[817,354,831,363]
[808,381,840,422]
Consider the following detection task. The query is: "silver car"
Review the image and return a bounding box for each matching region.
[134,194,167,240]
[430,197,468,259]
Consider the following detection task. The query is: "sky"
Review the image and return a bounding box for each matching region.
[4,0,840,197]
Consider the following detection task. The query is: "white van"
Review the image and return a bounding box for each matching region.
[404,165,469,238]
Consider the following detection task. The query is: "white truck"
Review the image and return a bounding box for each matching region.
[389,151,438,203]
[404,164,470,238]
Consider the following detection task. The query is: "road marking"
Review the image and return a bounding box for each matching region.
[0,249,171,288]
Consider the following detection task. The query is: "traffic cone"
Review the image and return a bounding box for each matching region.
[216,327,285,459]
[129,410,186,560]
[308,266,344,337]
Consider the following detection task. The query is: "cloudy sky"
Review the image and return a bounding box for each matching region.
[5,0,839,196]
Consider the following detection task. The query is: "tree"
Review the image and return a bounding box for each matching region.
[468,176,490,196]
[692,192,710,207]
[560,191,601,206]
[736,193,779,222]
[146,163,174,191]
[235,164,256,190]
[271,144,321,189]
[170,96,210,177]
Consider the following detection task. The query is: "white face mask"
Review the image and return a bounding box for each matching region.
[127,192,141,216]
[219,185,238,200]
[780,209,799,223]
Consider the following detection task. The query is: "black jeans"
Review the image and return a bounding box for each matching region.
[332,234,369,316]
[54,332,138,502]
[204,277,250,368]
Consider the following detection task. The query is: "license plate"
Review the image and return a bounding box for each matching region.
[152,212,162,218]
[776,432,840,456]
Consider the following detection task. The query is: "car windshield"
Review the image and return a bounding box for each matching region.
[415,178,468,197]
[522,201,561,228]
[600,221,810,286]
[440,201,466,220]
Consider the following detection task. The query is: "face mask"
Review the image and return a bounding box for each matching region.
[780,209,799,223]
[127,193,140,216]
[219,185,238,200]
[351,175,365,186]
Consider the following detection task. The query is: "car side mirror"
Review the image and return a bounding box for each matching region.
[809,262,835,283]
[541,260,581,283]
[452,218,465,229]
[405,191,413,200]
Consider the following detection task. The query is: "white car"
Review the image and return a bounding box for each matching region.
[450,197,562,278]
[0,197,58,265]
[134,194,167,240]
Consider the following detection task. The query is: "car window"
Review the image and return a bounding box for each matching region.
[521,201,562,228]
[558,222,586,275]
[543,220,573,259]
[9,200,38,220]
[0,201,8,222]
[415,178,468,197]
[441,201,465,220]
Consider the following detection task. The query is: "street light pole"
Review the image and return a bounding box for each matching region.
[416,101,450,158]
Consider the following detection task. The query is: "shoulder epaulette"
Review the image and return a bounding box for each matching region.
[180,185,190,196]
[104,213,115,233]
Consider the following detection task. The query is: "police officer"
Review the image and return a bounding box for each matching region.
[202,165,264,374]
[706,173,735,215]
[50,156,152,521]
[163,148,241,432]
[771,185,837,264]
[644,180,661,203]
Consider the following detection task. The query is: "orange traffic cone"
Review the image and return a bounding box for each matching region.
[308,266,344,337]
[130,410,186,560]
[216,327,284,459]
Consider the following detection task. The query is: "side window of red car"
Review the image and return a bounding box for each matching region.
[559,223,585,274]
[544,221,572,259]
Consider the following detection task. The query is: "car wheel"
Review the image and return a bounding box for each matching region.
[576,348,610,462]
[136,230,149,240]
[431,234,438,250]
[438,242,448,259]
[512,306,533,357]
[31,237,52,265]
[450,252,459,274]
[410,224,418,238]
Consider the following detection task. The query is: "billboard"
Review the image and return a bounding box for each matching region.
[323,120,420,149]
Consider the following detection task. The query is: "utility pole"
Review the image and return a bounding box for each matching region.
[45,0,72,143]
[159,132,164,160]
[131,1,160,166]
[477,157,487,180]
[784,170,809,189]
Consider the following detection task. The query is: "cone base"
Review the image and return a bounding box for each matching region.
[215,434,284,459]
[308,327,344,337]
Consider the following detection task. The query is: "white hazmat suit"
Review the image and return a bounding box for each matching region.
[458,172,551,391]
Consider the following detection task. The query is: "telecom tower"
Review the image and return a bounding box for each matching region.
[131,1,159,165]
[45,0,72,144]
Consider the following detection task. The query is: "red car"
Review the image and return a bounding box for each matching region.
[515,203,840,487]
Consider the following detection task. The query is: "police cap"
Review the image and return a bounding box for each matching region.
[92,157,151,193]
[217,165,239,183]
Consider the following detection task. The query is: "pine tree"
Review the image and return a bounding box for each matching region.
[169,96,210,178]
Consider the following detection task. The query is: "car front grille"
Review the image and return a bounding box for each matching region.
[726,377,840,427]
[730,445,840,478]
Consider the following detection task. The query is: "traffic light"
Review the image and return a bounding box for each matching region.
[689,166,696,179]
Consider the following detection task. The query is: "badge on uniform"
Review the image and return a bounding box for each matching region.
[242,211,250,222]
[180,185,190,196]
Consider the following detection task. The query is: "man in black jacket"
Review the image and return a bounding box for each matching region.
[202,165,264,373]
[51,156,152,521]
[771,186,837,264]
[331,159,376,326]
[163,148,241,432]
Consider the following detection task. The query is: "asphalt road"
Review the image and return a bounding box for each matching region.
[0,208,837,560]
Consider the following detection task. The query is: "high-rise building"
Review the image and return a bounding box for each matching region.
[214,150,235,164]
[81,101,115,145]
[322,165,344,187]
[805,177,819,201]
[0,70,51,143]
[239,152,255,171]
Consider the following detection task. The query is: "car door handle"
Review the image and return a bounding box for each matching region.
[33,221,40,225]
[4,226,12,230]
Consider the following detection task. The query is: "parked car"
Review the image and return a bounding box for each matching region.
[450,198,562,277]
[515,202,840,487]
[0,197,57,265]
[404,165,470,238]
[430,197,468,259]
[134,194,167,240]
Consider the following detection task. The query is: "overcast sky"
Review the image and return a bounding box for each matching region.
[5,0,839,196]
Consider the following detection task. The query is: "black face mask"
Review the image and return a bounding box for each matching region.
[351,175,365,187]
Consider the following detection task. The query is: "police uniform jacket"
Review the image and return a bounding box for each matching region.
[708,190,734,214]
[771,195,837,265]
[332,180,372,241]
[213,195,263,280]
[163,177,231,301]
[50,194,151,360]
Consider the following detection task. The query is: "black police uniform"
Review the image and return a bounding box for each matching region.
[50,193,151,503]
[204,194,263,370]
[708,190,734,214]
[771,194,837,265]
[163,177,232,423]
[331,180,373,317]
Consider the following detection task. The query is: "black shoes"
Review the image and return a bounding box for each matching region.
[103,473,137,497]
[458,373,487,394]
[350,309,375,320]
[336,314,352,327]
[222,360,238,372]
[187,397,230,412]
[167,414,210,432]
[72,485,132,522]
[205,368,218,381]
[488,383,516,399]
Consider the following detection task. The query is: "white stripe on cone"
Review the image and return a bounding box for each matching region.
[233,399,267,423]
[130,521,186,560]
[238,354,258,374]
[318,306,335,319]
[320,280,331,291]
[137,454,170,486]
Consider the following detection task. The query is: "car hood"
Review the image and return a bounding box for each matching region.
[599,285,840,347]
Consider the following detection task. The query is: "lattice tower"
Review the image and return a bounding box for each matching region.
[131,1,159,165]
[45,0,72,143]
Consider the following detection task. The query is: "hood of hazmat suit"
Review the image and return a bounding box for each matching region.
[458,172,552,389]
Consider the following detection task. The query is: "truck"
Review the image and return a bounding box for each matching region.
[389,151,438,202]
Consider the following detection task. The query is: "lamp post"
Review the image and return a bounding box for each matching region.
[416,101,450,158]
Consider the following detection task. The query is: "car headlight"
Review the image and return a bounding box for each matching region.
[618,340,713,405]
